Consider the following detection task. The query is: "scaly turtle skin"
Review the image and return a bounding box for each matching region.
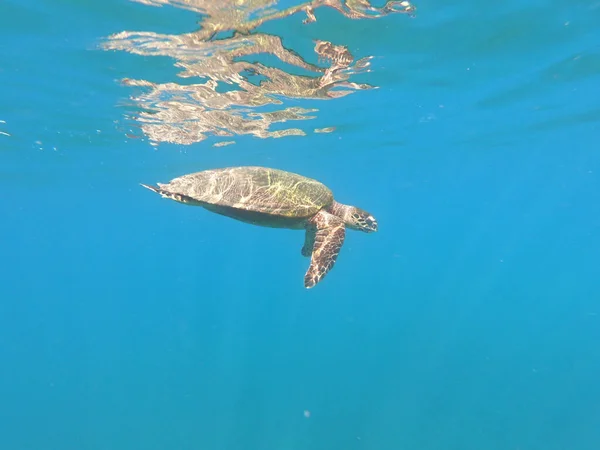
[141,166,377,288]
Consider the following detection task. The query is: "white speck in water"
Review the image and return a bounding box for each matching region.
[419,113,436,123]
[303,410,311,418]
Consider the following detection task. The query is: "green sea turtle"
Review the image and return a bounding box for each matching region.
[141,166,378,288]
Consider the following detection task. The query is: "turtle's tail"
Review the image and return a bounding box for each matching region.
[140,183,161,194]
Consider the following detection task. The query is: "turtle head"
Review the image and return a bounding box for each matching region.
[348,207,378,233]
[332,202,378,233]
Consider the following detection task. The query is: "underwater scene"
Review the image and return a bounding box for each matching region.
[1,0,600,449]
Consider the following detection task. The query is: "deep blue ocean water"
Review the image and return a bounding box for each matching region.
[1,0,600,449]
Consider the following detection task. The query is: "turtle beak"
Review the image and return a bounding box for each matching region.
[365,215,378,232]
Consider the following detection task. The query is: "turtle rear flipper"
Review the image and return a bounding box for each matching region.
[140,183,196,205]
[304,210,346,288]
[140,183,160,194]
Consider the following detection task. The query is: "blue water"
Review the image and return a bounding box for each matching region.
[2,0,600,449]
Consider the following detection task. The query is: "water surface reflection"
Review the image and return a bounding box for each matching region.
[102,0,416,146]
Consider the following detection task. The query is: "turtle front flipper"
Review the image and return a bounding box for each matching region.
[304,210,346,288]
[301,225,317,257]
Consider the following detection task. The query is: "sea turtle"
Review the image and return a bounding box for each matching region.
[141,166,378,288]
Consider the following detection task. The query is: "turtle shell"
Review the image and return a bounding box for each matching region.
[157,166,334,218]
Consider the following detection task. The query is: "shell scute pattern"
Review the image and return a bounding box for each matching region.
[160,167,333,218]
